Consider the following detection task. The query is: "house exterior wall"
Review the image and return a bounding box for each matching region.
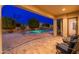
[58,11,79,37]
[78,16,79,35]
[0,5,2,54]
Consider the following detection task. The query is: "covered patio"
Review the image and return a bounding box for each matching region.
[0,5,79,54]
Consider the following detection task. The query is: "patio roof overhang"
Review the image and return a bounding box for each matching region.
[17,5,56,19]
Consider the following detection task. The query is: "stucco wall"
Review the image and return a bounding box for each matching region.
[78,16,79,35]
[0,5,2,54]
[53,20,57,36]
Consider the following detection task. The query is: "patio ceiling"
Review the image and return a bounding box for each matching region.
[18,5,79,18]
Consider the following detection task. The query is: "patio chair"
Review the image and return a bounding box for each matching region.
[56,35,78,54]
[71,37,79,54]
[56,43,69,54]
[62,36,71,44]
[56,42,78,54]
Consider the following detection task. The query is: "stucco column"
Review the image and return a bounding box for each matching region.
[78,16,79,35]
[53,20,57,36]
[0,5,2,54]
[62,16,67,37]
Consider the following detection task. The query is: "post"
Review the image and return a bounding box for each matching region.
[53,20,57,36]
[62,16,67,37]
[78,16,79,35]
[0,5,2,54]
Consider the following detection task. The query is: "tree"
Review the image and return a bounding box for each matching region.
[42,24,50,28]
[20,24,26,30]
[28,18,39,29]
[2,17,16,29]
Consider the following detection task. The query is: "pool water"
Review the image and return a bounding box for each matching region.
[30,30,47,34]
[27,29,53,34]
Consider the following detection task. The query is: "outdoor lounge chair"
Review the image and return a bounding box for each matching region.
[56,42,77,54]
[56,43,69,54]
[56,35,79,54]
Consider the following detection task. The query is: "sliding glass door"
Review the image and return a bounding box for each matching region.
[57,19,63,36]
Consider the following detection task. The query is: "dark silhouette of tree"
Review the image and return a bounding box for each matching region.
[28,18,39,29]
[20,25,26,30]
[42,24,50,27]
[2,17,16,29]
[16,23,21,27]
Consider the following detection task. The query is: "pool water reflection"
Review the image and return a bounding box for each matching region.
[26,29,53,34]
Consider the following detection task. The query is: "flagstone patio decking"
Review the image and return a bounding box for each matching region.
[3,33,63,54]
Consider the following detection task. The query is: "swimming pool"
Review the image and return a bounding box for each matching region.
[26,29,53,34]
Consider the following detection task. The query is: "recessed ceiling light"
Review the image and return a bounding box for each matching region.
[62,8,66,11]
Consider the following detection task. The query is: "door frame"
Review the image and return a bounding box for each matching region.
[67,17,78,36]
[57,18,63,36]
